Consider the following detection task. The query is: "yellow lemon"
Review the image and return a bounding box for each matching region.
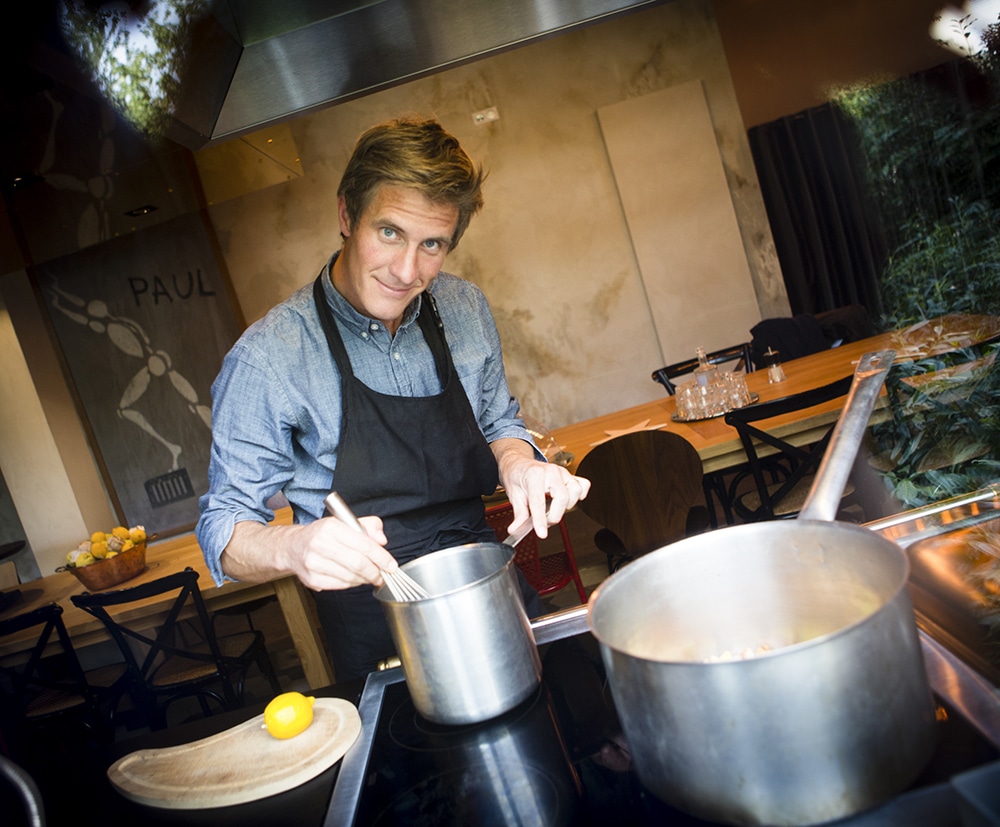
[90,531,106,544]
[67,549,94,566]
[73,551,95,567]
[91,541,109,559]
[111,526,130,540]
[129,526,147,544]
[263,691,315,739]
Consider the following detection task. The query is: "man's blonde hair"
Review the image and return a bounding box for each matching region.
[337,117,485,250]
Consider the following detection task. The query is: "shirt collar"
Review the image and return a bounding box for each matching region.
[320,252,425,338]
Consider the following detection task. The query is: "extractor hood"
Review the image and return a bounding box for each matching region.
[163,0,667,149]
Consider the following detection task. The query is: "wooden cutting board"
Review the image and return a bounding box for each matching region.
[107,698,361,809]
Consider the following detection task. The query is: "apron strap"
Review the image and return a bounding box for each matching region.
[313,274,450,390]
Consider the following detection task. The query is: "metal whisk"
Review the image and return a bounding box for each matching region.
[380,568,429,602]
[323,492,430,601]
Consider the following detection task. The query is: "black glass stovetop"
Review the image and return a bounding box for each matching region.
[325,633,1000,827]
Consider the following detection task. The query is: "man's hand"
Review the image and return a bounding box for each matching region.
[221,514,398,591]
[492,438,590,538]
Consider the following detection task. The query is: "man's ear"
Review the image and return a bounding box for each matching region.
[337,195,352,238]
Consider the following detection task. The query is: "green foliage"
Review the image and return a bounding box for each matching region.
[835,15,1000,506]
[879,199,1000,330]
[873,345,1000,507]
[60,0,205,138]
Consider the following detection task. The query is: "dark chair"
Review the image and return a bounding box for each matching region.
[575,430,710,573]
[0,603,121,751]
[651,342,754,395]
[723,374,858,521]
[484,502,587,603]
[749,314,830,370]
[71,567,281,730]
[814,304,877,348]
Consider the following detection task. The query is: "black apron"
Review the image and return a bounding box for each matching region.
[310,275,541,681]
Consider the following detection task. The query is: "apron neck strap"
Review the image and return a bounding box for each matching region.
[312,275,451,386]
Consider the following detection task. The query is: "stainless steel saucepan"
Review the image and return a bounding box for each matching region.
[586,350,939,826]
[373,514,564,726]
[375,541,543,725]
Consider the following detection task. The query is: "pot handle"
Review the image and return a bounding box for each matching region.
[529,604,589,645]
[797,349,895,523]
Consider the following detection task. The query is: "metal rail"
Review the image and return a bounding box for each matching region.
[864,483,1000,548]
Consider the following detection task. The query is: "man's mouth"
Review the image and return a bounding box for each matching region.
[375,278,417,298]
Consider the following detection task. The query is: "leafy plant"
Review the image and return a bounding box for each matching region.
[879,199,1000,330]
[834,15,1000,506]
[873,345,1000,507]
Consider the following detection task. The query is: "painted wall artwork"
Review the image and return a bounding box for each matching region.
[35,211,243,537]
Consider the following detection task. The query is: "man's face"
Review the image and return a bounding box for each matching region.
[333,184,458,335]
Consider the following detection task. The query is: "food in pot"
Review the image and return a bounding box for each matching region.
[702,643,772,663]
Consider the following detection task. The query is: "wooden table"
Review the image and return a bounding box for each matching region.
[552,314,1000,474]
[0,507,336,691]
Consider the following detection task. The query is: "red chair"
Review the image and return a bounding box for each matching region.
[484,502,587,603]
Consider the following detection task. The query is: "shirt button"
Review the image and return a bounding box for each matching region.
[394,352,401,361]
[370,323,380,331]
[361,332,368,339]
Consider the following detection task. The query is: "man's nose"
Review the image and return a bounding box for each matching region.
[390,245,422,284]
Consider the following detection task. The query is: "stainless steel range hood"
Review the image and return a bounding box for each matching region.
[167,0,666,149]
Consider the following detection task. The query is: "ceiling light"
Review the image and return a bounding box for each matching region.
[124,205,159,217]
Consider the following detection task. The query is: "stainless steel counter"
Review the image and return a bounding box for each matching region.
[866,485,1000,750]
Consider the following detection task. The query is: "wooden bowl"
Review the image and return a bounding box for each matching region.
[67,542,147,591]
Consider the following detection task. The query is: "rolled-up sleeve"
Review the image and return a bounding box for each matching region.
[196,342,296,584]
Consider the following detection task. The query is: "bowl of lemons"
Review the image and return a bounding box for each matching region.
[62,525,148,591]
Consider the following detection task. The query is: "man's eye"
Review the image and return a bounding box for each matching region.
[423,240,441,252]
[380,227,396,239]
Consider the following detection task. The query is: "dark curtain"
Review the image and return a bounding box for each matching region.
[748,104,889,319]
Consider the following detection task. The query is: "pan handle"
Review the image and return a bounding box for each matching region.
[797,350,895,523]
[530,604,589,645]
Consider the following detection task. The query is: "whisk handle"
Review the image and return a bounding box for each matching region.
[323,491,365,534]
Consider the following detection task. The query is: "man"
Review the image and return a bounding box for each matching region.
[197,116,590,681]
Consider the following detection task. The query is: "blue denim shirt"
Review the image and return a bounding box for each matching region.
[196,256,532,584]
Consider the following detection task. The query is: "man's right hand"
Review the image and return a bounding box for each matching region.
[220,515,398,591]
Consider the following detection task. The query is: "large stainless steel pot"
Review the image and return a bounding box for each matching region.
[375,542,542,725]
[587,350,939,826]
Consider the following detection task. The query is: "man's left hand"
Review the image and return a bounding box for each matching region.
[493,438,590,538]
